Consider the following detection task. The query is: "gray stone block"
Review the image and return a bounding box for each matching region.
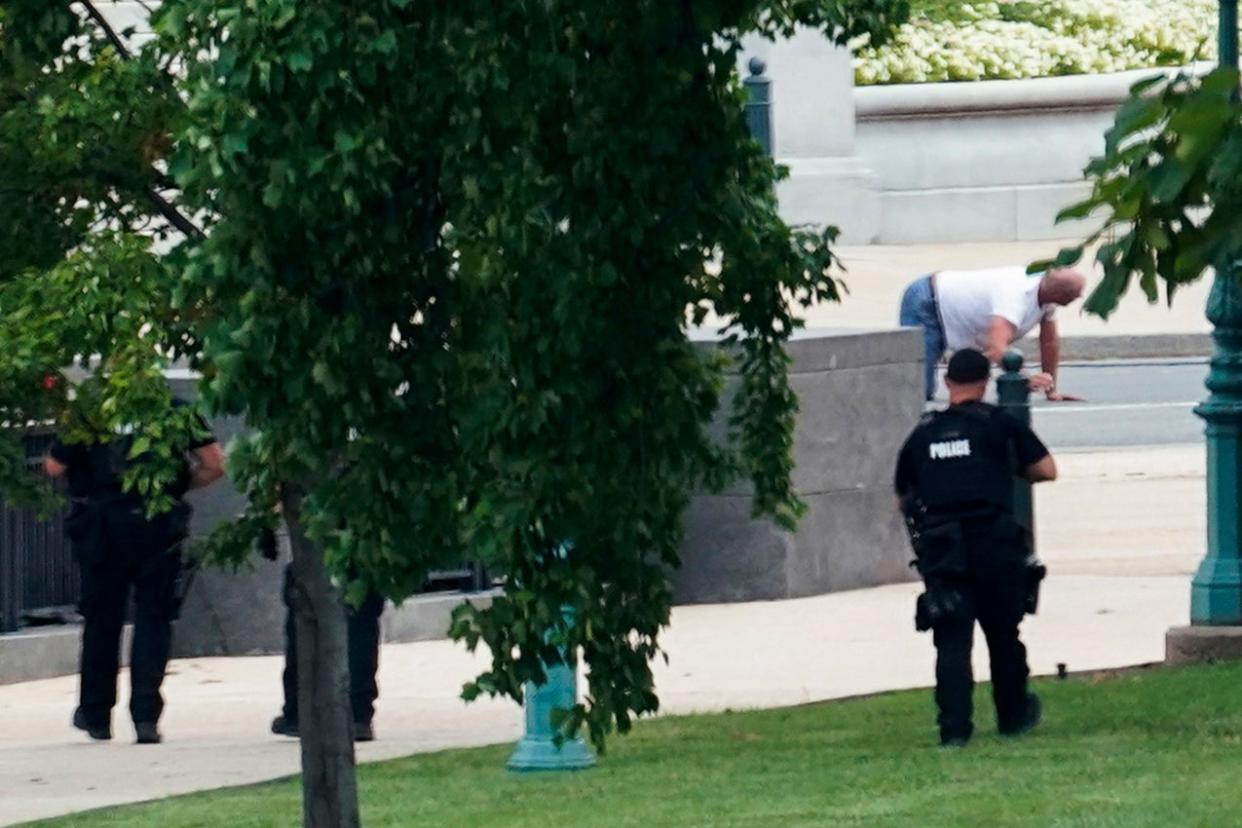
[879,188,1018,244]
[676,496,795,604]
[173,560,286,658]
[789,360,923,495]
[679,329,925,603]
[0,624,132,686]
[1166,625,1242,665]
[675,489,916,605]
[786,328,922,374]
[1015,182,1095,242]
[383,590,497,644]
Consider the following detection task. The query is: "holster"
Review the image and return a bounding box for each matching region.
[1023,558,1047,615]
[170,562,196,620]
[909,517,970,633]
[64,501,106,566]
[915,581,968,632]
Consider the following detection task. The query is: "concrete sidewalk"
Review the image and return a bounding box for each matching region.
[809,240,1212,350]
[0,444,1205,826]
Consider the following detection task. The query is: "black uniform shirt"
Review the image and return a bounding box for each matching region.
[49,399,215,502]
[895,402,1049,516]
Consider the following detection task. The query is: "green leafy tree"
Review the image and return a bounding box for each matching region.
[1044,67,1242,316]
[3,1,909,825]
[0,1,204,510]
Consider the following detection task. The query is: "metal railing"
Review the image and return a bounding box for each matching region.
[0,432,75,633]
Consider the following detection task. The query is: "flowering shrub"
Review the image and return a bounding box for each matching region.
[854,0,1218,85]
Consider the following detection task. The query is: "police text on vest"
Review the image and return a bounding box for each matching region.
[929,439,972,460]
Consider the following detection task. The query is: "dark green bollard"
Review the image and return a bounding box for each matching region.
[744,57,772,158]
[997,350,1035,542]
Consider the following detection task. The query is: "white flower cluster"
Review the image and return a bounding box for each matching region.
[855,0,1218,85]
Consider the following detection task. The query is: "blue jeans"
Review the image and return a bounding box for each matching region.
[899,275,945,401]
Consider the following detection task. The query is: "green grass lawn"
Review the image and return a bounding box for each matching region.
[29,662,1242,827]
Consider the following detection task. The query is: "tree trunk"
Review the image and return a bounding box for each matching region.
[284,491,360,828]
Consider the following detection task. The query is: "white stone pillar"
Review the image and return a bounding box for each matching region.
[742,30,880,243]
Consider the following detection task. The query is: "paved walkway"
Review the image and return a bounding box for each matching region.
[809,239,1211,338]
[0,445,1204,825]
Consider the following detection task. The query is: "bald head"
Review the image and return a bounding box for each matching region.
[1039,268,1086,307]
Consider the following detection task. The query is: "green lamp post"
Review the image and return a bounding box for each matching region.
[1167,0,1242,660]
[507,547,595,772]
[1189,0,1242,626]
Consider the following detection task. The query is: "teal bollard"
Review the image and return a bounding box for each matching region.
[506,648,596,771]
[507,568,595,771]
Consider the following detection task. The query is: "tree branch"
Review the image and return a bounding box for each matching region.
[146,187,205,240]
[77,1,133,61]
[65,19,207,241]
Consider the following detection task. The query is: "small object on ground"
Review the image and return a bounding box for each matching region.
[270,715,299,738]
[72,708,111,742]
[134,722,162,745]
[1057,663,1068,679]
[354,720,375,743]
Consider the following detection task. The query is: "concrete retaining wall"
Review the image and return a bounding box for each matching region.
[853,65,1210,244]
[675,328,924,603]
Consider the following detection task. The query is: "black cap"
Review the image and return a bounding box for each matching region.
[945,348,990,384]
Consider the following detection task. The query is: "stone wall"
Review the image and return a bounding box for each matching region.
[174,329,925,653]
[675,328,924,604]
[852,65,1209,244]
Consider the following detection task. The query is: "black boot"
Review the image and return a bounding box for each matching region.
[72,708,112,741]
[271,715,300,738]
[1000,693,1042,737]
[134,722,162,745]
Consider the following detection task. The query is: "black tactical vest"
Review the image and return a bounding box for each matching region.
[907,404,1016,515]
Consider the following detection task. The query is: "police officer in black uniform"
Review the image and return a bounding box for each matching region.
[44,400,225,744]
[268,552,385,742]
[894,348,1057,748]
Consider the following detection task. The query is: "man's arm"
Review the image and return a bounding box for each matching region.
[1039,319,1060,387]
[986,316,1017,363]
[187,442,226,490]
[1035,319,1084,402]
[1024,454,1057,483]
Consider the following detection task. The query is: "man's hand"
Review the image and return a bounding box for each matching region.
[188,442,226,490]
[43,455,67,478]
[1029,372,1055,392]
[1029,372,1084,402]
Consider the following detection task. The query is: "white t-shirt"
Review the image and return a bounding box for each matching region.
[935,266,1054,352]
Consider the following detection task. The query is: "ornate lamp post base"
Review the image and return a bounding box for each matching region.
[1167,255,1242,662]
[507,661,596,772]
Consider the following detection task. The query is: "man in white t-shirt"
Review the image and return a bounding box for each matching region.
[898,266,1086,401]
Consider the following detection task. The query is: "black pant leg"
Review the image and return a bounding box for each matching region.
[77,557,128,725]
[281,565,299,722]
[976,577,1030,732]
[347,591,384,724]
[129,542,181,725]
[932,603,976,742]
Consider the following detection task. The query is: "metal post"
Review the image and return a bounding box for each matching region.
[743,57,772,158]
[507,548,595,772]
[997,351,1035,541]
[1184,2,1242,625]
[1222,0,1238,75]
[1190,262,1242,624]
[0,504,17,633]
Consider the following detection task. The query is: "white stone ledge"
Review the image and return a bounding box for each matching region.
[855,62,1213,121]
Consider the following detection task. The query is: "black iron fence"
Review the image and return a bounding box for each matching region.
[0,431,76,633]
